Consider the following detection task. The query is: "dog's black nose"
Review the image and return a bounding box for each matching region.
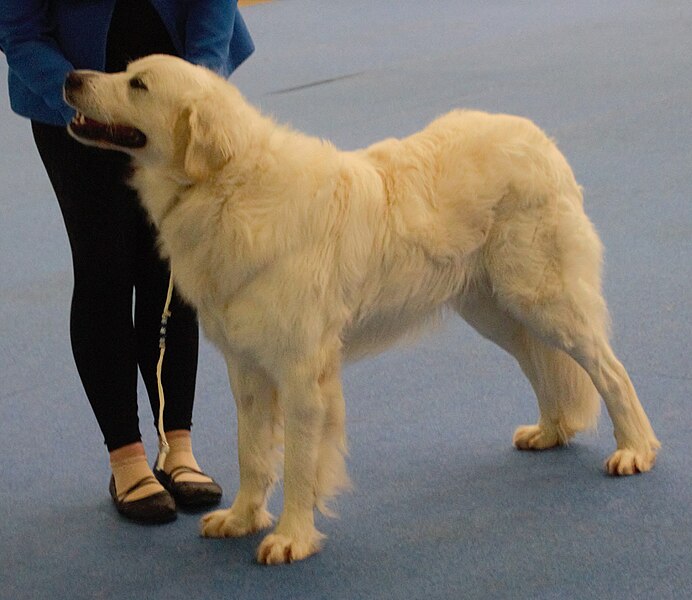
[64,71,83,91]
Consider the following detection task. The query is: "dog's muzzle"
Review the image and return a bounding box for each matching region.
[64,71,147,149]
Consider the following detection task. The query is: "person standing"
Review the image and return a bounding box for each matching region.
[0,0,254,523]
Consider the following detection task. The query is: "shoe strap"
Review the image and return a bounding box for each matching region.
[167,465,209,482]
[117,475,161,502]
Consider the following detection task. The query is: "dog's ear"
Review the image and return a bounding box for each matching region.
[175,96,233,181]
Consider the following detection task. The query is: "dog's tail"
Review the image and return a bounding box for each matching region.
[521,331,601,442]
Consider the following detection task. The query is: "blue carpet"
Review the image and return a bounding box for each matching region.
[1,1,690,599]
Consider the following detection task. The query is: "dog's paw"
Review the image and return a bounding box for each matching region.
[513,424,562,450]
[200,506,273,538]
[605,448,656,476]
[256,532,322,565]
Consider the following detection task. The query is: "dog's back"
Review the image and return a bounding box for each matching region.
[342,110,582,358]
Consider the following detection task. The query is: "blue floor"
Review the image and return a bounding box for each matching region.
[1,2,690,599]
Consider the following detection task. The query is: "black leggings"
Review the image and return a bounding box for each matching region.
[31,0,199,452]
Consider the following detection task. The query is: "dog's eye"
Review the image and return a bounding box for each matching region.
[129,77,148,91]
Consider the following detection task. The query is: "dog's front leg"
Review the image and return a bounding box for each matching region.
[201,360,281,538]
[257,365,325,564]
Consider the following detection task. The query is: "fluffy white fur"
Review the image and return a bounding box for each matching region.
[65,55,660,564]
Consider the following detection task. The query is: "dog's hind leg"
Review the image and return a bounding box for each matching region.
[200,359,281,538]
[511,332,600,449]
[454,283,599,451]
[504,292,659,474]
[484,203,659,474]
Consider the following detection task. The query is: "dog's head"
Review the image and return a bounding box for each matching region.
[64,54,247,181]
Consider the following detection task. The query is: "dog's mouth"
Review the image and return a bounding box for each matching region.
[68,112,147,148]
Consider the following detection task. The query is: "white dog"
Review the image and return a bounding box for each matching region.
[64,55,659,564]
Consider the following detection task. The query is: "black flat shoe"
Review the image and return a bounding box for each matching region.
[153,464,222,509]
[109,475,177,524]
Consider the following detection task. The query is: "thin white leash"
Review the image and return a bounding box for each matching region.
[155,273,175,471]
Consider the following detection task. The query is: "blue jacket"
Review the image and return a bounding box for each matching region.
[0,0,254,125]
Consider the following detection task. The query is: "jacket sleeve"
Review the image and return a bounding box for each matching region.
[183,0,238,76]
[0,0,75,123]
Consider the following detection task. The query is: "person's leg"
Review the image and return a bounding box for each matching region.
[132,215,212,484]
[132,218,221,502]
[32,122,141,448]
[31,122,168,505]
[105,0,220,497]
